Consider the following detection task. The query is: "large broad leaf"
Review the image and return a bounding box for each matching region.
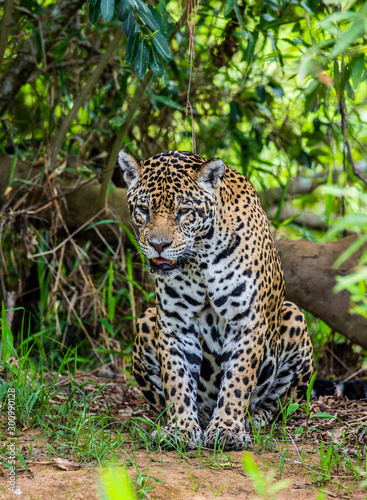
[101,0,114,22]
[122,11,136,37]
[135,41,149,78]
[151,32,171,61]
[89,0,101,25]
[137,5,159,31]
[129,0,150,14]
[126,31,141,64]
[149,44,163,77]
[116,0,132,21]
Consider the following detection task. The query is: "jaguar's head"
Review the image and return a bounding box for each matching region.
[118,150,225,276]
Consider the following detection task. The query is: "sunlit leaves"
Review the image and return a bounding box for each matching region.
[351,54,365,90]
[298,1,367,99]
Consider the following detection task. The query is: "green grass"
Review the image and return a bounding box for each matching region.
[1,304,367,500]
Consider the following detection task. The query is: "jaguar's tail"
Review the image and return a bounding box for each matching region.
[311,378,367,400]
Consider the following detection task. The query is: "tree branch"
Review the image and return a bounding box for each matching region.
[98,6,189,210]
[0,0,14,70]
[50,26,124,168]
[0,0,85,117]
[97,70,153,210]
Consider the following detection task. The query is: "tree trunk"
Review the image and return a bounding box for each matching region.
[0,0,85,116]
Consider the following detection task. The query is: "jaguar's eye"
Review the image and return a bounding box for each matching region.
[138,205,149,215]
[178,207,191,218]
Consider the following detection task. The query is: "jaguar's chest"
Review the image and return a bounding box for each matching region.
[156,257,257,330]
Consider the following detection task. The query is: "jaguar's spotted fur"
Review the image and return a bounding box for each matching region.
[118,149,367,450]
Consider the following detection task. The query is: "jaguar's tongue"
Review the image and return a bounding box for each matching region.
[152,257,176,266]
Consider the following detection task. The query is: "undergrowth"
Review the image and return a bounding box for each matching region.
[1,305,366,499]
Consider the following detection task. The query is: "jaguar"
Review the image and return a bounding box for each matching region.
[118,149,367,450]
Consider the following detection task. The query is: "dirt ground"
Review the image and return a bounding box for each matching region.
[1,376,367,500]
[1,445,366,500]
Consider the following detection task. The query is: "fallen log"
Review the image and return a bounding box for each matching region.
[276,236,367,349]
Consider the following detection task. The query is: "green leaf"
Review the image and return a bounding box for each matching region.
[325,166,333,225]
[256,84,266,103]
[153,95,184,111]
[301,150,312,168]
[135,40,149,78]
[110,116,124,127]
[151,31,171,61]
[286,402,300,417]
[1,302,14,362]
[122,11,136,37]
[101,0,114,22]
[137,6,159,31]
[126,31,141,64]
[229,100,243,122]
[89,0,101,24]
[306,371,317,411]
[116,0,132,21]
[319,10,358,29]
[333,232,367,269]
[131,0,150,14]
[100,467,136,500]
[351,55,365,90]
[310,413,336,419]
[329,19,365,59]
[224,0,236,17]
[149,44,164,77]
[328,213,367,236]
[242,452,266,496]
[334,268,367,293]
[304,80,320,116]
[244,30,255,61]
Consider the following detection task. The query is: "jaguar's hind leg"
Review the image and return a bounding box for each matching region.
[132,308,165,412]
[247,301,313,429]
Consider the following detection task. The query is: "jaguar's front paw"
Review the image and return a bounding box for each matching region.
[151,422,202,450]
[203,425,251,451]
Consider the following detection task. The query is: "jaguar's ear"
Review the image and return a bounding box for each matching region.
[118,150,142,189]
[196,158,225,192]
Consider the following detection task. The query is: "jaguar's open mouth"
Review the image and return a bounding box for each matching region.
[150,257,180,273]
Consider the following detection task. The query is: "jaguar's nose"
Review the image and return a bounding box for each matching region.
[148,239,173,254]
